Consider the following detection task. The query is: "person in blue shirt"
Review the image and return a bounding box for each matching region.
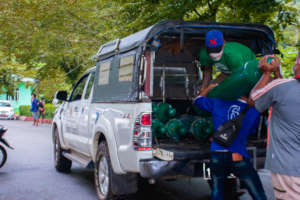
[194,84,266,200]
[30,93,39,126]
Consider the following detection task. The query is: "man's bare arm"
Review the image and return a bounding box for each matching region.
[199,83,218,97]
[201,65,212,90]
[249,55,280,103]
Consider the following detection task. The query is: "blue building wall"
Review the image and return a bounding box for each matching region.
[0,82,33,113]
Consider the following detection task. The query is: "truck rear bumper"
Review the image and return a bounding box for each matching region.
[139,159,198,179]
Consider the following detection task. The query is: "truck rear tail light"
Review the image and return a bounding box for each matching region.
[133,113,152,151]
[140,113,151,126]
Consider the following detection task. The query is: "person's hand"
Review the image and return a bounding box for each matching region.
[198,83,218,96]
[207,83,218,91]
[259,55,279,73]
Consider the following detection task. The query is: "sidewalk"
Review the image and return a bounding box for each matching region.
[19,116,52,124]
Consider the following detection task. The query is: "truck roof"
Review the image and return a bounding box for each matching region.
[94,20,276,60]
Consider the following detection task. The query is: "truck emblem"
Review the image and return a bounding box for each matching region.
[123,114,130,119]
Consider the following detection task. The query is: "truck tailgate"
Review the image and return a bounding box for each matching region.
[153,140,210,161]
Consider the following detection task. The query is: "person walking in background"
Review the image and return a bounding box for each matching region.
[38,97,45,124]
[250,52,300,200]
[30,93,39,126]
[194,84,267,200]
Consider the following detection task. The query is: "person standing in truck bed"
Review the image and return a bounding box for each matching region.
[198,30,262,100]
[194,84,267,200]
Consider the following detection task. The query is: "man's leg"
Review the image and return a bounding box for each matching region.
[208,60,261,100]
[210,152,230,200]
[32,112,36,126]
[233,159,267,200]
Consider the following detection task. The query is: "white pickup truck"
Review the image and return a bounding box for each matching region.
[52,20,276,200]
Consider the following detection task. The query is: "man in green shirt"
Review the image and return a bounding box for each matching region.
[199,30,262,100]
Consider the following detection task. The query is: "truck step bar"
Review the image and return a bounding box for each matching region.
[63,151,92,168]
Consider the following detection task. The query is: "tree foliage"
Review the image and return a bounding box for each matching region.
[0,0,299,101]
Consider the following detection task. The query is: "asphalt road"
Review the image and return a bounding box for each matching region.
[0,120,212,200]
[0,120,274,200]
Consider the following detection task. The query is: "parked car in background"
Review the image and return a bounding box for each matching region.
[0,100,15,120]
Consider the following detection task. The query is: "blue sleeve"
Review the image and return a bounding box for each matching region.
[194,96,214,113]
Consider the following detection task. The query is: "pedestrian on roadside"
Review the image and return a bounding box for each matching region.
[30,93,39,126]
[250,51,300,200]
[194,84,267,200]
[38,97,45,124]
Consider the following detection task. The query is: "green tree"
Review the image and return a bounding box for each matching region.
[0,0,299,101]
[103,0,298,40]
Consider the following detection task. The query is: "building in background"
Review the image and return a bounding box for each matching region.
[0,77,35,114]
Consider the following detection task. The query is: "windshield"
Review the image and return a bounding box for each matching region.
[0,102,11,107]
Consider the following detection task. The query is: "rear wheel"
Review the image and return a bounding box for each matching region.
[0,145,7,168]
[94,141,138,200]
[53,128,72,172]
[94,141,114,200]
[95,142,113,200]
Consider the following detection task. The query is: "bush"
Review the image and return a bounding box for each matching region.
[19,104,56,119]
[44,104,56,119]
[19,105,31,117]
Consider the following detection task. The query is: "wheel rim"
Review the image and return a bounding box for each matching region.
[98,155,109,197]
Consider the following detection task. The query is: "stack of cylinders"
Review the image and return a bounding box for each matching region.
[166,119,188,141]
[191,118,214,142]
[152,119,167,138]
[152,102,176,138]
[152,102,214,143]
[155,103,176,123]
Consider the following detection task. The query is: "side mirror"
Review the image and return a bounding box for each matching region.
[55,91,68,101]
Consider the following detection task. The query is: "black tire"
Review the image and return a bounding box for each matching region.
[94,141,115,200]
[0,145,7,168]
[53,128,72,172]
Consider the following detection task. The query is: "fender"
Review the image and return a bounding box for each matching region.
[51,107,68,149]
[90,115,125,174]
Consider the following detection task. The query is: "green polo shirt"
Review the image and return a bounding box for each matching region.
[198,42,256,74]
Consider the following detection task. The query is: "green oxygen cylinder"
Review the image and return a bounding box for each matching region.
[267,57,274,64]
[152,119,167,138]
[208,59,262,100]
[156,103,176,123]
[191,118,214,142]
[152,103,158,118]
[166,119,188,141]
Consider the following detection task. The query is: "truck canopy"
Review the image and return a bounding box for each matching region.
[92,20,276,103]
[94,20,276,60]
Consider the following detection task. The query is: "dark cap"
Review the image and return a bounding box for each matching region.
[205,30,224,53]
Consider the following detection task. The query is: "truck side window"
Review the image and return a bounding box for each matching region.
[69,75,89,102]
[84,72,95,99]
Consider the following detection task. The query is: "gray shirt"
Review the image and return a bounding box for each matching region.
[252,78,300,177]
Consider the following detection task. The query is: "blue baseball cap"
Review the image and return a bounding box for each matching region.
[205,30,224,53]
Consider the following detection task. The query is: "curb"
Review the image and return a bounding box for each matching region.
[19,116,52,124]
